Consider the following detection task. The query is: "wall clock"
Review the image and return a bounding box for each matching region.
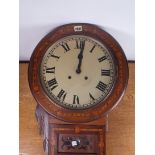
[28,23,128,155]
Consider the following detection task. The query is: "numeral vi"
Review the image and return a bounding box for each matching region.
[73,95,80,104]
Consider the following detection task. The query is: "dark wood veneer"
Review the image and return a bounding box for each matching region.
[28,23,129,155]
[28,23,128,123]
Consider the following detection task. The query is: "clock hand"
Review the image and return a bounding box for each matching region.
[76,47,84,74]
[76,40,85,74]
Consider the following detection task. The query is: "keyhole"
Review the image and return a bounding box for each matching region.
[84,76,88,80]
[68,76,72,79]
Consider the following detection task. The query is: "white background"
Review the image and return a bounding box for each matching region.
[19,0,135,61]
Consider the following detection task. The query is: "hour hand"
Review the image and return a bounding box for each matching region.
[76,58,82,73]
[76,41,85,74]
[78,51,83,60]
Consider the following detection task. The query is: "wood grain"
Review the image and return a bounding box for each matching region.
[19,63,134,155]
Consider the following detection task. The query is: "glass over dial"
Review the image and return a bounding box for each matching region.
[40,35,116,110]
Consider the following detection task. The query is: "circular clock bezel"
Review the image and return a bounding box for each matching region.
[28,23,129,123]
[39,34,117,110]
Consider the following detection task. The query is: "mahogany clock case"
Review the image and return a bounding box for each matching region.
[28,23,129,123]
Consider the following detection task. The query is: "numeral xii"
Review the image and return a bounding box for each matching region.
[76,40,85,49]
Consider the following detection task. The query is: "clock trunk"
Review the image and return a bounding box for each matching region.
[36,104,107,155]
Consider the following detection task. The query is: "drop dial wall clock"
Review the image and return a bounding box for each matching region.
[28,23,128,155]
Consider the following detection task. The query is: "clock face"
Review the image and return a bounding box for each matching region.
[40,35,116,110]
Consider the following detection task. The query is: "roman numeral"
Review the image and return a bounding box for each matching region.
[96,81,107,92]
[47,78,58,91]
[89,45,96,53]
[73,95,80,104]
[57,89,67,101]
[101,69,110,76]
[98,56,107,62]
[46,67,55,73]
[50,53,60,59]
[75,40,85,49]
[61,43,70,52]
[89,93,95,101]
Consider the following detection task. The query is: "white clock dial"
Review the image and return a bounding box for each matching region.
[40,35,116,110]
